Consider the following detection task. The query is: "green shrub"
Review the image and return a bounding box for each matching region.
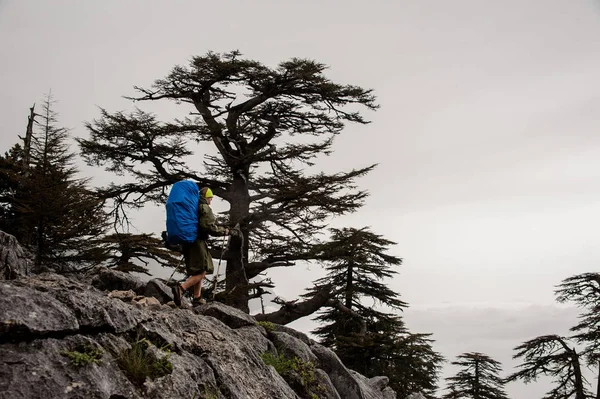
[193,383,221,399]
[257,321,276,332]
[261,351,325,398]
[62,343,103,367]
[116,337,173,387]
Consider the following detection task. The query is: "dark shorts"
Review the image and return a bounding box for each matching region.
[182,239,214,276]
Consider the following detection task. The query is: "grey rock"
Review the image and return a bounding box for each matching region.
[235,325,277,355]
[0,273,400,399]
[133,296,162,310]
[311,342,365,399]
[369,375,390,391]
[143,345,218,399]
[194,301,256,329]
[350,370,395,399]
[315,368,342,399]
[0,281,79,341]
[90,267,145,293]
[0,334,141,399]
[139,310,299,399]
[108,290,137,302]
[38,274,150,334]
[143,279,173,304]
[271,323,313,345]
[0,230,30,280]
[271,331,318,364]
[405,393,426,399]
[384,386,398,399]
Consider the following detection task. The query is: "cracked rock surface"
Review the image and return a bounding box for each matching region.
[0,270,397,399]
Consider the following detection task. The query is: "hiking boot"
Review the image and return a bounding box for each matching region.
[192,297,206,306]
[171,284,183,307]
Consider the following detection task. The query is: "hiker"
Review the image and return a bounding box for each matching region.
[172,187,228,307]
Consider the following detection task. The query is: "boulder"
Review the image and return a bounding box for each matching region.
[0,230,30,280]
[90,267,145,293]
[194,301,256,329]
[143,279,173,304]
[271,323,313,345]
[133,296,162,310]
[315,368,342,399]
[270,331,318,364]
[108,290,137,302]
[350,370,395,399]
[310,342,365,399]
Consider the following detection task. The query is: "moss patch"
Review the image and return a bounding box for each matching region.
[62,343,104,367]
[257,321,276,332]
[261,352,325,398]
[116,337,173,387]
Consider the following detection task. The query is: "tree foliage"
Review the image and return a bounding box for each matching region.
[443,352,508,399]
[304,227,443,398]
[77,50,378,312]
[0,94,108,269]
[506,335,589,399]
[556,273,600,364]
[92,233,181,275]
[555,273,600,398]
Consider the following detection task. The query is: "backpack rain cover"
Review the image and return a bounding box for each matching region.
[166,180,199,244]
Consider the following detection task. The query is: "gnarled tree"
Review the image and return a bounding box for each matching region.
[556,273,600,398]
[506,335,589,399]
[78,51,378,313]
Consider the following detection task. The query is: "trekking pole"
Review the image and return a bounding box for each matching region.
[166,255,184,286]
[212,233,228,299]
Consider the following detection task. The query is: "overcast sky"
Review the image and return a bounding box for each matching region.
[1,1,599,397]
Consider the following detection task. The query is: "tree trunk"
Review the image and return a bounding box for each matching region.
[474,360,480,399]
[596,359,600,399]
[254,285,333,325]
[573,350,585,399]
[22,104,35,169]
[345,261,354,309]
[225,172,251,312]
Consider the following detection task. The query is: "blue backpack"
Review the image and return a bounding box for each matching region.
[165,180,199,245]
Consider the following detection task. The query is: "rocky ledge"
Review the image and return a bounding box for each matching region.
[0,268,398,399]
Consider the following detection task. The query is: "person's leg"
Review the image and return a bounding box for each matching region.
[181,273,203,291]
[192,271,206,299]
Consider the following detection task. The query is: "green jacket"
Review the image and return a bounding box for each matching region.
[197,197,227,240]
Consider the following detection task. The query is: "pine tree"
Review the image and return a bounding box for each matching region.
[1,94,108,268]
[506,335,589,399]
[555,273,600,398]
[78,51,378,314]
[443,352,508,399]
[304,227,443,397]
[306,227,406,348]
[0,145,26,233]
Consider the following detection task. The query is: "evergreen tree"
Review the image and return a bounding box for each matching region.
[556,272,600,398]
[77,51,378,314]
[0,145,26,233]
[305,227,443,398]
[306,227,406,348]
[0,94,108,268]
[506,335,589,399]
[443,352,508,399]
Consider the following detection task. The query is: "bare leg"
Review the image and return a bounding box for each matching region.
[181,274,204,292]
[193,272,206,299]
